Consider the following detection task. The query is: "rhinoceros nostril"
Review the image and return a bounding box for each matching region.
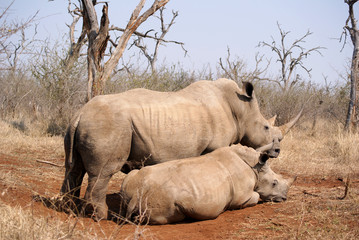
[275,148,280,154]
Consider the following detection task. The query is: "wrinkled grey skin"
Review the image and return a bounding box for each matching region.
[120,144,296,225]
[60,78,298,220]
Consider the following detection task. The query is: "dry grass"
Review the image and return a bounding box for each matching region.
[271,119,359,179]
[0,201,92,240]
[291,200,359,239]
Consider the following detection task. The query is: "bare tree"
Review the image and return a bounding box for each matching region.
[66,0,186,97]
[343,0,359,131]
[258,22,323,92]
[218,47,270,84]
[69,0,170,101]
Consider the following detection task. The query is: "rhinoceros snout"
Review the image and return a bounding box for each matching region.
[267,148,280,158]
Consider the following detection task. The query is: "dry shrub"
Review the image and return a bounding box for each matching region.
[0,120,63,157]
[106,63,197,94]
[253,79,349,129]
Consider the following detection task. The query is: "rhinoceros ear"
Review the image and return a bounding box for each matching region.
[259,153,269,165]
[242,82,254,98]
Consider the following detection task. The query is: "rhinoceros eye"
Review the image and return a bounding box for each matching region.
[264,125,269,130]
[272,179,278,187]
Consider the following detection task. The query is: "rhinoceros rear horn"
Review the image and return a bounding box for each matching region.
[279,108,303,135]
[287,176,297,187]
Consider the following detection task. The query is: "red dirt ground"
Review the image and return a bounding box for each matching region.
[0,151,358,239]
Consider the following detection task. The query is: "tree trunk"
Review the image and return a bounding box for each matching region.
[345,46,358,130]
[344,0,359,131]
[82,0,109,101]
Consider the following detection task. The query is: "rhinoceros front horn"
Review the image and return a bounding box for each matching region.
[279,108,303,135]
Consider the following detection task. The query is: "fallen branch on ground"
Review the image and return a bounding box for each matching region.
[36,159,64,168]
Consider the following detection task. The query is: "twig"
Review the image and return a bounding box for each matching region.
[338,174,351,200]
[302,190,320,197]
[36,159,64,168]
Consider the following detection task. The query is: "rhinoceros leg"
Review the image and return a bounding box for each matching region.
[60,149,86,213]
[241,191,260,208]
[125,192,186,225]
[82,139,132,220]
[60,154,86,199]
[83,153,131,220]
[84,174,112,220]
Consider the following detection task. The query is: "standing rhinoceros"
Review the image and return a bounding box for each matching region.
[120,143,296,225]
[60,78,300,220]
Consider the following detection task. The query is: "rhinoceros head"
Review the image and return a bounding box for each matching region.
[238,82,302,158]
[254,160,296,202]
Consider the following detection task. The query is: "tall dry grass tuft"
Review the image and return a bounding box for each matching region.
[271,119,359,178]
[0,201,95,240]
[329,130,359,166]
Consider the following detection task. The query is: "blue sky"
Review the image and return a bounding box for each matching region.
[2,0,356,85]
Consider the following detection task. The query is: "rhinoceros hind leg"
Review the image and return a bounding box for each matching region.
[60,152,86,209]
[83,174,112,221]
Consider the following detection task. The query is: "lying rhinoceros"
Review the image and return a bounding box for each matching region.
[60,78,301,220]
[120,143,296,225]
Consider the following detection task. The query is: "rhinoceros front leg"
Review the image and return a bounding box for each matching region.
[241,192,260,209]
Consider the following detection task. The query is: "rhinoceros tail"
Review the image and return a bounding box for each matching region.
[64,113,81,171]
[60,113,83,197]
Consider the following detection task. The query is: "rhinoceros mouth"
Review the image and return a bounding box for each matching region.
[262,195,287,202]
[273,197,286,202]
[270,196,287,202]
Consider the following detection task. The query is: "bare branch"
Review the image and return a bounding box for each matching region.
[218,47,270,84]
[102,0,169,84]
[129,6,183,73]
[109,27,185,48]
[65,0,87,70]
